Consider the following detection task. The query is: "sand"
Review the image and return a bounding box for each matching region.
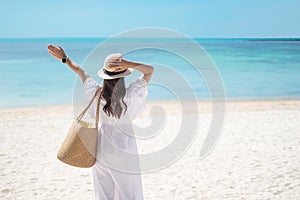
[0,100,299,200]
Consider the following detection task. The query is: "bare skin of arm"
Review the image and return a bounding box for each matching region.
[111,57,154,84]
[47,44,90,83]
[122,60,154,84]
[47,44,154,84]
[102,54,154,84]
[65,58,90,83]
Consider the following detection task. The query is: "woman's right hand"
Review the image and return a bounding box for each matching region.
[104,53,127,72]
[47,44,67,60]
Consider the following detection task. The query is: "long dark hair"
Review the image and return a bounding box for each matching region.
[99,77,128,118]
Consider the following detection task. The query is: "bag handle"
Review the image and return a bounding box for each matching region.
[76,87,103,129]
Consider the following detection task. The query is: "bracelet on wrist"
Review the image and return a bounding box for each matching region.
[62,57,68,63]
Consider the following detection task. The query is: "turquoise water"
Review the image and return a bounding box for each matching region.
[0,38,299,108]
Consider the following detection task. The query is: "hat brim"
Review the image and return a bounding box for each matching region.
[97,67,134,80]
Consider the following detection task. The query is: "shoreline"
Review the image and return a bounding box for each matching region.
[1,99,299,113]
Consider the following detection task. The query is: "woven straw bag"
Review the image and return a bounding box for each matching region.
[57,87,102,168]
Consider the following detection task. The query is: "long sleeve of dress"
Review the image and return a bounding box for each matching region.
[126,75,148,121]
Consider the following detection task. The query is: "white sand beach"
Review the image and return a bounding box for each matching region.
[0,100,299,200]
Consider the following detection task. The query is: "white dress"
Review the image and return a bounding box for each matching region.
[83,75,148,200]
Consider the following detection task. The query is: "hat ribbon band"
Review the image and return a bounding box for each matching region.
[103,69,127,76]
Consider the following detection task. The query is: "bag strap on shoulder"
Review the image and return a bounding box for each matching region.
[76,87,103,128]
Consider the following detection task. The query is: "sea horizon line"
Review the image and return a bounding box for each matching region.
[0,37,299,42]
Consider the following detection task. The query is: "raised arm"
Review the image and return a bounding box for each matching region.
[47,44,90,83]
[121,60,154,84]
[106,53,154,84]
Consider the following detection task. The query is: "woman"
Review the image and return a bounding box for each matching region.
[47,44,154,200]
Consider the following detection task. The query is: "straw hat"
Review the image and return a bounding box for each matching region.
[97,53,133,80]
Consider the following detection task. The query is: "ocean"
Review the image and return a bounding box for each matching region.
[0,38,299,108]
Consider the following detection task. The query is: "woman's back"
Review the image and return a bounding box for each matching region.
[83,75,148,124]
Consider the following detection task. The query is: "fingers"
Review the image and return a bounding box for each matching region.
[48,50,60,59]
[106,64,123,72]
[47,45,59,53]
[114,68,123,72]
[58,45,65,53]
[47,44,67,59]
[48,49,57,57]
[49,48,60,56]
[109,61,122,65]
[47,44,63,53]
[47,47,56,55]
[47,44,61,59]
[48,49,55,55]
[47,44,56,50]
[107,65,121,70]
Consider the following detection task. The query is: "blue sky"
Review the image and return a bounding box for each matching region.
[0,0,299,38]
